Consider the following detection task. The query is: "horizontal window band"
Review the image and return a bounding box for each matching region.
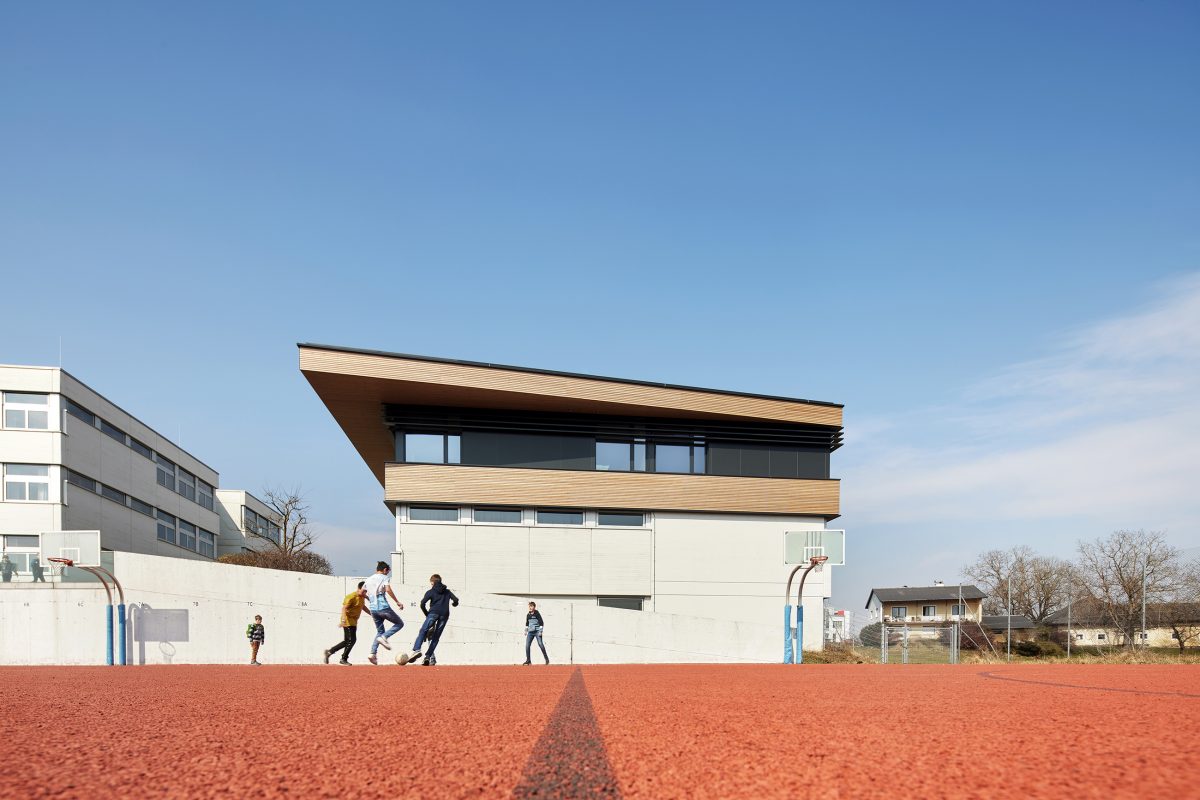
[385,405,842,451]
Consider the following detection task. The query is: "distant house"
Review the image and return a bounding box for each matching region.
[1042,600,1200,649]
[981,614,1037,643]
[865,583,985,626]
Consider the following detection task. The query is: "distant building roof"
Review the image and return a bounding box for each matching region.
[865,585,986,609]
[982,615,1036,631]
[1043,601,1200,627]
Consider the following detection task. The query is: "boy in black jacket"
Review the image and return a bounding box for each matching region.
[401,574,459,666]
[523,601,549,665]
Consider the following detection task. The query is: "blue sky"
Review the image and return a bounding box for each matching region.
[2,3,1197,613]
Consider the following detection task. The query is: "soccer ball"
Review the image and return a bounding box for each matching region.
[395,652,408,666]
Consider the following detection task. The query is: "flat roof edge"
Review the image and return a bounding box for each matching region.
[297,342,844,411]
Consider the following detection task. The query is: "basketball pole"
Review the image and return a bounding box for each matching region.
[784,556,828,664]
[49,558,126,666]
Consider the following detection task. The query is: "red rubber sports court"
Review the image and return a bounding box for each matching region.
[3,663,1196,799]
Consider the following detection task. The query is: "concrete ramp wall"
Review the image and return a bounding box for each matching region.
[0,552,779,665]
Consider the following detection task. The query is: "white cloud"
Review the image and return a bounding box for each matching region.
[844,272,1200,532]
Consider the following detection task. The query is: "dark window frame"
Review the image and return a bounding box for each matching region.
[408,505,460,522]
[472,507,523,524]
[536,509,585,526]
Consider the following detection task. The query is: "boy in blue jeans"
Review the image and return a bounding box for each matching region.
[362,561,405,665]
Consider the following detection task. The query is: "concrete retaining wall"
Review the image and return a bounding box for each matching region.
[0,552,785,665]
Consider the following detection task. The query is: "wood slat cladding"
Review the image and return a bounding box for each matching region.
[385,463,841,517]
[300,347,842,425]
[300,345,842,484]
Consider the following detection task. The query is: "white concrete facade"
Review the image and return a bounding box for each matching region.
[0,552,780,665]
[0,365,273,570]
[397,506,833,651]
[214,489,283,557]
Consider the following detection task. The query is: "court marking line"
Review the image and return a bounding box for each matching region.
[978,670,1200,698]
[511,667,622,799]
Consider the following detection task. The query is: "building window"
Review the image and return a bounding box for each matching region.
[922,605,937,617]
[156,455,176,490]
[890,607,907,620]
[177,469,196,502]
[597,596,643,611]
[1097,633,1107,641]
[1172,632,1180,640]
[178,520,196,550]
[243,507,282,543]
[537,509,584,525]
[198,481,214,511]
[66,470,96,493]
[64,399,95,426]
[1076,633,1084,640]
[597,512,644,527]
[100,484,127,505]
[156,510,176,544]
[409,506,460,522]
[473,507,522,524]
[198,529,216,558]
[131,496,154,517]
[595,441,647,472]
[129,437,153,459]
[99,418,126,444]
[4,464,50,501]
[403,432,462,465]
[951,604,966,616]
[651,441,706,474]
[1139,633,1148,640]
[3,392,49,429]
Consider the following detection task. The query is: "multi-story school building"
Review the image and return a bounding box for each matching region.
[300,344,844,639]
[0,365,282,576]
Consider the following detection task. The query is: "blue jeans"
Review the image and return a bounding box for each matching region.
[525,629,548,663]
[370,606,404,655]
[413,613,446,659]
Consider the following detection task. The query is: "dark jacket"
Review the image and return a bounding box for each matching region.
[421,583,460,618]
[526,610,545,631]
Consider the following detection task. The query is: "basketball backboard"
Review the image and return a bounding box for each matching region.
[40,530,101,567]
[784,529,845,566]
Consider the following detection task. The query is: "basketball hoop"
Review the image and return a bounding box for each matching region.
[48,557,74,567]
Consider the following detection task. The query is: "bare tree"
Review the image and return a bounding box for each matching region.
[261,485,318,558]
[218,485,332,575]
[1155,557,1200,653]
[1075,530,1180,649]
[963,546,1073,622]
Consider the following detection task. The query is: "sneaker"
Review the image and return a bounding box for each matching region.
[338,660,351,666]
[322,649,331,665]
[421,658,431,666]
[405,650,422,665]
[522,661,531,666]
[251,661,261,666]
[376,636,392,651]
[368,654,378,665]
[429,656,436,665]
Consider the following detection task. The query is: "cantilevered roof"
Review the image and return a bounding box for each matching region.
[299,343,844,484]
[865,585,986,609]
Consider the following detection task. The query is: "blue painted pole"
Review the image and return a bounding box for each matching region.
[117,604,127,666]
[796,605,805,664]
[105,604,114,666]
[783,605,793,663]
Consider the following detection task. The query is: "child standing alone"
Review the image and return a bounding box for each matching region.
[247,615,265,665]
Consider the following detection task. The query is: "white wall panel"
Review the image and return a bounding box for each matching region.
[591,530,652,595]
[529,527,591,595]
